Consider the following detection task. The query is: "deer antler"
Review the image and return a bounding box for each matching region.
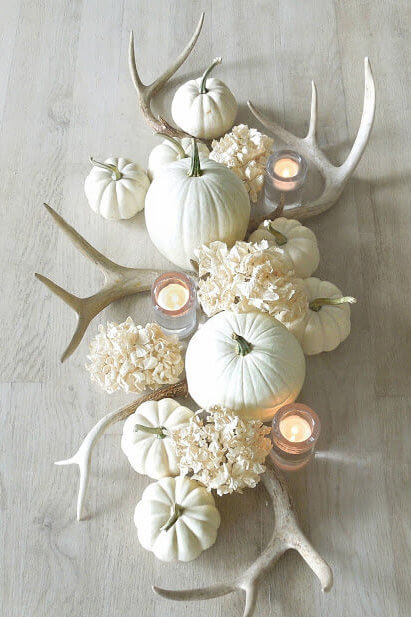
[248,57,375,223]
[35,204,164,362]
[154,460,333,617]
[55,379,188,521]
[128,13,205,138]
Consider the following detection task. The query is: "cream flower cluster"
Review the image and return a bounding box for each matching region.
[170,407,272,495]
[195,240,309,336]
[209,124,274,202]
[86,317,184,394]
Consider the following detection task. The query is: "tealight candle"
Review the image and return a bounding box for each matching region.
[151,272,197,338]
[270,403,320,471]
[264,149,308,213]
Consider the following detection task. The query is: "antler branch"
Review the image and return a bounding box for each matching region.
[248,57,375,223]
[154,460,333,617]
[128,13,205,137]
[35,204,165,362]
[55,380,188,521]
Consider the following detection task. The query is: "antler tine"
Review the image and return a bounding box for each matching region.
[306,80,318,142]
[55,380,188,520]
[247,100,304,151]
[129,13,205,138]
[339,57,375,178]
[153,462,333,617]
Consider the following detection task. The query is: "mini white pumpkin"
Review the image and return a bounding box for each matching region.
[134,475,221,562]
[186,311,306,421]
[297,277,357,355]
[147,135,209,180]
[121,398,194,479]
[249,218,320,279]
[145,140,250,270]
[171,57,237,139]
[85,157,150,220]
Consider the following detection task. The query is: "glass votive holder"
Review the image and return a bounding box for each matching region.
[270,403,320,471]
[264,149,308,211]
[151,272,197,339]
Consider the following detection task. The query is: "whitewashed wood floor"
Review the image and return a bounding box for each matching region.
[0,1,410,616]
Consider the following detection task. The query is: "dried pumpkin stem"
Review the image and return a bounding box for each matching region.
[199,56,222,94]
[309,296,357,312]
[161,503,185,531]
[134,424,167,439]
[89,156,122,181]
[187,138,202,177]
[263,220,288,246]
[155,132,187,159]
[232,332,253,356]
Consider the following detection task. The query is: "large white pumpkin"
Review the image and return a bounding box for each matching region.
[121,398,194,479]
[145,142,250,270]
[186,311,306,421]
[85,157,150,220]
[147,136,209,180]
[134,475,221,562]
[296,277,356,355]
[171,57,237,139]
[249,217,320,279]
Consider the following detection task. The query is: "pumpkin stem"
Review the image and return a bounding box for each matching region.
[199,57,222,94]
[161,503,185,532]
[134,423,167,439]
[309,296,357,312]
[263,220,288,246]
[155,132,187,159]
[89,156,122,181]
[187,138,202,177]
[232,332,253,356]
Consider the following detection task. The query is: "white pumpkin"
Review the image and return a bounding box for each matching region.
[171,57,237,139]
[85,157,150,220]
[186,311,306,421]
[249,217,320,279]
[147,136,209,180]
[296,277,356,355]
[145,141,250,270]
[121,398,194,479]
[134,475,221,562]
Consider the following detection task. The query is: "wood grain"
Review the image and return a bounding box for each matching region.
[0,1,410,616]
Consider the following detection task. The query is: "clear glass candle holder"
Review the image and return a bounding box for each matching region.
[151,272,197,339]
[264,149,308,211]
[270,403,320,471]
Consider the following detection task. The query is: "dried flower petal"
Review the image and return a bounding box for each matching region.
[86,317,184,394]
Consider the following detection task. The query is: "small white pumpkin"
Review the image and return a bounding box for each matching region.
[145,140,250,270]
[85,157,150,220]
[186,311,306,421]
[134,475,221,562]
[297,277,357,355]
[249,218,320,279]
[171,57,237,139]
[147,135,209,180]
[121,398,194,479]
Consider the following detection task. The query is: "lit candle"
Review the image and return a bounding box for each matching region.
[272,156,300,191]
[157,283,189,311]
[265,150,308,211]
[270,403,320,471]
[152,272,197,338]
[279,414,312,442]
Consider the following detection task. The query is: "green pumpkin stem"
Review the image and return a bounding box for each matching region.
[161,503,185,532]
[263,220,288,246]
[90,156,122,181]
[155,132,187,159]
[200,57,222,94]
[309,296,357,312]
[134,424,167,439]
[187,138,202,177]
[232,332,253,356]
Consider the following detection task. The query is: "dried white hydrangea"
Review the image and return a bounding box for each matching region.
[86,317,184,394]
[195,240,308,336]
[209,124,274,202]
[170,407,272,495]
